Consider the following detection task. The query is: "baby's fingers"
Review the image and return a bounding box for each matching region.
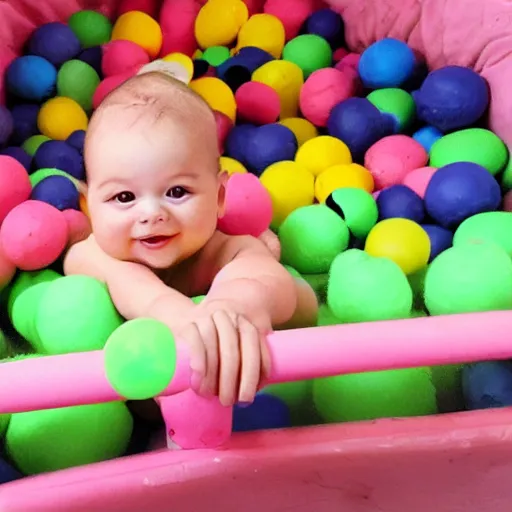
[194,316,219,398]
[179,323,206,394]
[237,316,262,405]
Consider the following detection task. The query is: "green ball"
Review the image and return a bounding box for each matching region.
[202,46,231,66]
[6,401,133,475]
[279,204,350,274]
[501,155,512,190]
[453,211,512,257]
[283,264,302,279]
[104,319,177,400]
[191,295,206,304]
[326,187,378,239]
[57,60,100,112]
[408,266,428,310]
[410,309,427,318]
[317,304,342,326]
[68,10,113,48]
[429,128,508,176]
[0,413,10,438]
[0,329,8,359]
[424,242,512,315]
[22,135,51,156]
[327,249,413,322]
[430,364,464,413]
[30,168,79,189]
[282,34,332,78]
[35,275,124,355]
[313,367,437,423]
[366,88,415,132]
[302,272,328,303]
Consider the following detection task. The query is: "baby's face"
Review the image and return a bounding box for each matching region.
[85,108,224,269]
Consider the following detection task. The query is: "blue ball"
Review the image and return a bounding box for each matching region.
[327,97,394,161]
[224,123,257,166]
[412,125,443,153]
[67,130,86,155]
[34,140,85,180]
[358,38,416,89]
[413,66,489,132]
[377,184,425,223]
[0,106,13,146]
[233,394,291,432]
[420,224,453,262]
[10,104,39,145]
[305,8,344,47]
[77,46,103,78]
[462,361,512,410]
[0,147,32,172]
[6,56,57,102]
[217,47,274,81]
[30,175,79,211]
[424,162,501,229]
[0,458,22,484]
[27,22,82,67]
[245,124,297,175]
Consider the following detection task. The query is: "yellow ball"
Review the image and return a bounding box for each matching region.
[189,77,237,122]
[162,53,194,82]
[193,49,203,59]
[112,11,163,59]
[37,97,88,141]
[195,0,248,49]
[252,60,303,119]
[235,14,285,59]
[259,160,315,229]
[364,218,431,275]
[295,136,352,177]
[315,163,375,203]
[279,117,318,147]
[220,156,247,175]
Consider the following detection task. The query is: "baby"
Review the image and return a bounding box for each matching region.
[64,70,318,409]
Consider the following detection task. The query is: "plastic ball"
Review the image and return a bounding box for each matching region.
[220,156,247,175]
[192,59,215,80]
[0,106,13,146]
[325,187,378,239]
[424,162,501,229]
[278,117,318,147]
[401,166,436,199]
[279,204,349,273]
[22,135,51,157]
[327,97,394,161]
[462,362,512,410]
[62,209,91,246]
[217,173,272,237]
[92,71,134,110]
[315,163,374,203]
[260,160,315,229]
[160,0,201,57]
[33,140,84,180]
[420,224,453,262]
[236,14,286,59]
[30,168,79,189]
[412,125,443,153]
[299,68,354,127]
[327,248,413,321]
[38,97,88,141]
[68,10,113,48]
[263,0,315,41]
[102,40,150,77]
[295,135,351,177]
[0,156,31,224]
[66,130,86,155]
[282,34,332,79]
[30,175,80,212]
[6,56,57,102]
[190,77,237,122]
[424,242,512,315]
[413,66,489,132]
[213,110,233,154]
[9,104,39,145]
[233,393,291,431]
[56,60,99,113]
[376,184,425,223]
[117,0,160,17]
[162,53,195,82]
[358,38,416,89]
[224,123,256,165]
[364,135,428,190]
[0,147,31,172]
[0,200,68,271]
[366,88,415,133]
[365,218,430,275]
[217,46,274,82]
[27,22,81,67]
[235,81,280,124]
[0,458,21,484]
[77,46,103,77]
[202,46,231,67]
[305,8,344,47]
[0,243,16,291]
[112,11,163,59]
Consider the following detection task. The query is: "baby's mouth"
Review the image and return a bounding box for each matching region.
[138,235,173,249]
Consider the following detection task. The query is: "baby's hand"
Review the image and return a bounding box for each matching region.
[177,300,271,407]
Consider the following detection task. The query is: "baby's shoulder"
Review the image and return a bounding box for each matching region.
[63,235,112,282]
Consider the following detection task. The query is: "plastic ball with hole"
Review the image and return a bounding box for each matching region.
[6,56,57,102]
[33,140,84,180]
[217,46,274,84]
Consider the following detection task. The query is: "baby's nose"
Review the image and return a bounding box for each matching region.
[139,201,169,224]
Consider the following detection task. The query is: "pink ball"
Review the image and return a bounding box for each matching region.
[339,52,360,69]
[334,62,363,95]
[0,242,16,290]
[364,135,429,190]
[0,200,68,271]
[159,0,200,57]
[217,173,273,237]
[235,81,281,125]
[62,209,91,246]
[102,40,150,77]
[92,70,136,110]
[299,68,355,127]
[402,166,437,199]
[117,0,160,17]
[333,48,349,62]
[503,190,512,212]
[264,0,316,40]
[244,0,265,15]
[0,155,31,225]
[214,110,233,154]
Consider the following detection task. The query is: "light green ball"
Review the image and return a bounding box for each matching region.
[0,329,8,359]
[424,242,512,316]
[430,364,464,413]
[22,135,51,156]
[279,204,350,274]
[191,295,206,304]
[501,155,512,190]
[35,275,124,355]
[302,272,329,303]
[0,413,10,438]
[6,401,133,475]
[453,211,512,257]
[282,34,332,78]
[317,304,342,326]
[327,249,413,322]
[68,10,113,48]
[313,367,437,423]
[202,46,231,67]
[367,88,415,132]
[283,264,302,279]
[57,60,100,112]
[30,168,79,189]
[408,266,428,310]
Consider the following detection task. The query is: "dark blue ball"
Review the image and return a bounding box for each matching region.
[192,59,211,79]
[233,393,291,432]
[10,104,39,145]
[6,56,57,102]
[217,47,274,82]
[77,46,103,78]
[0,146,32,172]
[34,140,85,180]
[413,66,489,132]
[424,162,501,229]
[0,458,22,484]
[462,361,512,410]
[327,97,395,161]
[0,106,13,146]
[245,124,297,175]
[420,224,453,262]
[412,125,443,153]
[27,22,82,67]
[30,175,80,211]
[305,8,344,47]
[66,130,86,155]
[377,184,425,223]
[224,123,257,166]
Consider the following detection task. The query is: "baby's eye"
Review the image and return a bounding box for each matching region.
[166,186,189,199]
[114,191,136,203]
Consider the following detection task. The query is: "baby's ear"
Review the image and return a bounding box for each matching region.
[217,170,229,218]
